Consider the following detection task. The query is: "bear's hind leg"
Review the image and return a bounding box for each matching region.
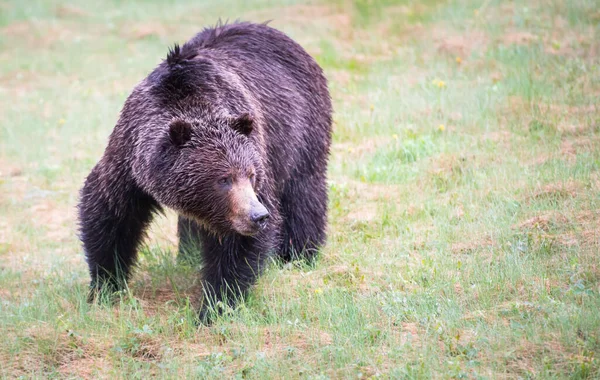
[279,172,328,263]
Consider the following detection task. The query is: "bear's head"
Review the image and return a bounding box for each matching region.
[152,113,269,237]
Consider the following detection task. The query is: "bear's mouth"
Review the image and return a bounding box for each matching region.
[231,219,266,237]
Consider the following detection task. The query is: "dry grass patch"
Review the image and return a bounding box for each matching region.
[332,136,391,158]
[330,176,400,224]
[263,327,333,355]
[561,136,600,160]
[0,160,24,178]
[57,356,111,380]
[121,22,173,41]
[515,211,568,232]
[451,236,494,255]
[435,28,489,59]
[513,208,599,252]
[3,326,110,378]
[503,340,540,376]
[526,180,582,202]
[575,210,600,248]
[55,5,88,19]
[342,178,400,203]
[427,153,469,177]
[543,17,599,59]
[28,201,76,242]
[390,321,423,348]
[1,20,89,50]
[500,31,539,46]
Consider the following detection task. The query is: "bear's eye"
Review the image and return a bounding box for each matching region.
[218,176,233,188]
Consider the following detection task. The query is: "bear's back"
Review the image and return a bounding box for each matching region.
[178,22,331,184]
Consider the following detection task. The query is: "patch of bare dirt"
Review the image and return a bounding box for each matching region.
[179,342,211,359]
[253,4,339,24]
[592,172,600,192]
[544,17,599,60]
[55,5,88,18]
[1,20,79,49]
[435,29,489,58]
[122,22,172,41]
[557,122,599,136]
[257,326,332,358]
[559,136,600,162]
[332,136,390,158]
[560,137,600,159]
[328,69,353,86]
[135,285,179,316]
[0,161,23,178]
[483,130,512,145]
[133,271,202,317]
[290,328,333,350]
[428,153,467,176]
[501,31,539,46]
[560,140,578,161]
[488,7,599,60]
[58,356,111,379]
[451,236,494,254]
[390,322,422,347]
[251,4,400,65]
[130,333,165,361]
[345,205,378,222]
[250,4,350,41]
[576,210,599,248]
[545,102,596,117]
[348,178,399,202]
[330,174,401,224]
[28,200,76,242]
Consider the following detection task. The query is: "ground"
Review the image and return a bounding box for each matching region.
[0,0,599,378]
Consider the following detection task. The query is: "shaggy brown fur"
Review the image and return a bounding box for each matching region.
[78,21,332,323]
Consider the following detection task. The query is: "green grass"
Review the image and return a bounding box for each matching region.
[1,0,599,378]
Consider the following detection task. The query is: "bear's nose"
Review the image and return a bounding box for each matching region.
[250,209,270,227]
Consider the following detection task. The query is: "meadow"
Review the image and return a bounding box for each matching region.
[0,0,599,378]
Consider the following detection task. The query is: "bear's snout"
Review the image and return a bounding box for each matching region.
[250,204,269,229]
[229,178,269,236]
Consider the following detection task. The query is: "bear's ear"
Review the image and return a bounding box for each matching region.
[231,113,254,136]
[169,120,192,146]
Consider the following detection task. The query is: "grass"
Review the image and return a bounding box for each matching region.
[1,0,599,378]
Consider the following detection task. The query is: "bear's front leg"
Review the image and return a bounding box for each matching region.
[196,228,275,324]
[78,161,159,299]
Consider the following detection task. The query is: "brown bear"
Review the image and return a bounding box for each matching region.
[78,21,332,323]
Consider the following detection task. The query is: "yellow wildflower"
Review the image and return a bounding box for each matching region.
[455,56,462,64]
[392,134,398,140]
[314,288,323,294]
[59,118,66,125]
[431,79,446,88]
[438,124,445,132]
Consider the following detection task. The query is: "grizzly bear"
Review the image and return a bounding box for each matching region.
[78,21,332,323]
